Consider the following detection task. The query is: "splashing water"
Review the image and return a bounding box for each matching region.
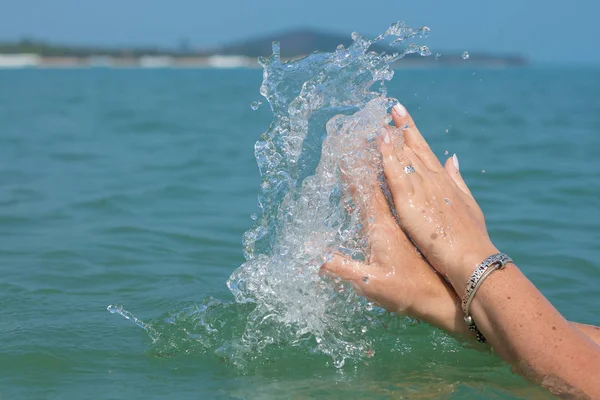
[109,22,437,369]
[226,22,431,368]
[107,304,161,342]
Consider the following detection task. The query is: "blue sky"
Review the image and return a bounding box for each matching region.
[1,0,599,64]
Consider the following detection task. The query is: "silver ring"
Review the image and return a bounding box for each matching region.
[404,165,415,174]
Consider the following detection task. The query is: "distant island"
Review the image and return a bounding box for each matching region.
[0,29,527,68]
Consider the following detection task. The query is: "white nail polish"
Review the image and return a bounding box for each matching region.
[393,103,407,117]
[452,153,460,171]
[380,127,391,144]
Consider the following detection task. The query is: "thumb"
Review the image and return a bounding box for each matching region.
[320,254,372,295]
[320,254,367,281]
[444,153,474,200]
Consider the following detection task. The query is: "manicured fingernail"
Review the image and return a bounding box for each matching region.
[452,153,460,171]
[380,128,390,144]
[383,131,390,144]
[393,102,407,117]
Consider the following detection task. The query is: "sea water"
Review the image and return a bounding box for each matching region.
[2,24,599,400]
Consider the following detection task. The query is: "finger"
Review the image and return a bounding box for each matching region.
[339,154,384,234]
[378,126,425,198]
[392,103,443,173]
[339,166,359,214]
[443,153,474,200]
[320,253,366,280]
[320,254,378,295]
[341,149,411,261]
[379,129,413,196]
[355,181,399,239]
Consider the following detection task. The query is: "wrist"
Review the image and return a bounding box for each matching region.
[410,279,471,337]
[447,242,500,294]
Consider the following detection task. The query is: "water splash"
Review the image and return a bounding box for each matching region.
[109,21,436,369]
[227,21,432,368]
[107,304,161,342]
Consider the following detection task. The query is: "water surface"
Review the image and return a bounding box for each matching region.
[1,67,599,399]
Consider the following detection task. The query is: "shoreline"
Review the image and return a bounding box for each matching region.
[0,54,527,69]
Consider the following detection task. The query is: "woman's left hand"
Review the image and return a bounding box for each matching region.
[320,138,471,337]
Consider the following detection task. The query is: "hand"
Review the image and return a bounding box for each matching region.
[320,131,470,337]
[378,104,499,289]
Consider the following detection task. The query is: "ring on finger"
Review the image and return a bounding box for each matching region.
[404,165,416,174]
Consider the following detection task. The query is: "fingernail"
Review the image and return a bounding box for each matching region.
[393,102,407,117]
[380,128,390,144]
[452,153,460,171]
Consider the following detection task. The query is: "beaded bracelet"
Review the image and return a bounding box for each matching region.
[461,253,513,343]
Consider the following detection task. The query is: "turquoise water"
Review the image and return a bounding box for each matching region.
[1,67,599,399]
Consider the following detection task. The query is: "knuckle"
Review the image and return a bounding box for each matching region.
[394,151,410,165]
[412,139,432,153]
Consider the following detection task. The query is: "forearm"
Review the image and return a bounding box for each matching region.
[572,322,600,345]
[464,263,600,398]
[422,259,600,348]
[425,291,600,348]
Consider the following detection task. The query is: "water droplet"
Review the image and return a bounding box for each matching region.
[445,198,451,205]
[445,128,449,133]
[362,276,369,284]
[481,169,486,173]
[351,31,360,41]
[334,358,346,368]
[107,305,121,314]
[250,101,262,110]
[271,41,281,56]
[365,302,373,311]
[324,251,334,263]
[435,53,442,59]
[250,213,258,221]
[444,150,449,156]
[365,348,375,358]
[462,51,470,60]
[419,46,431,57]
[361,326,368,333]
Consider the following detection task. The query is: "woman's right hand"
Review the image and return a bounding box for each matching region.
[379,103,499,289]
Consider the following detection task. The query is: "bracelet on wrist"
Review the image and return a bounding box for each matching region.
[461,252,513,343]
